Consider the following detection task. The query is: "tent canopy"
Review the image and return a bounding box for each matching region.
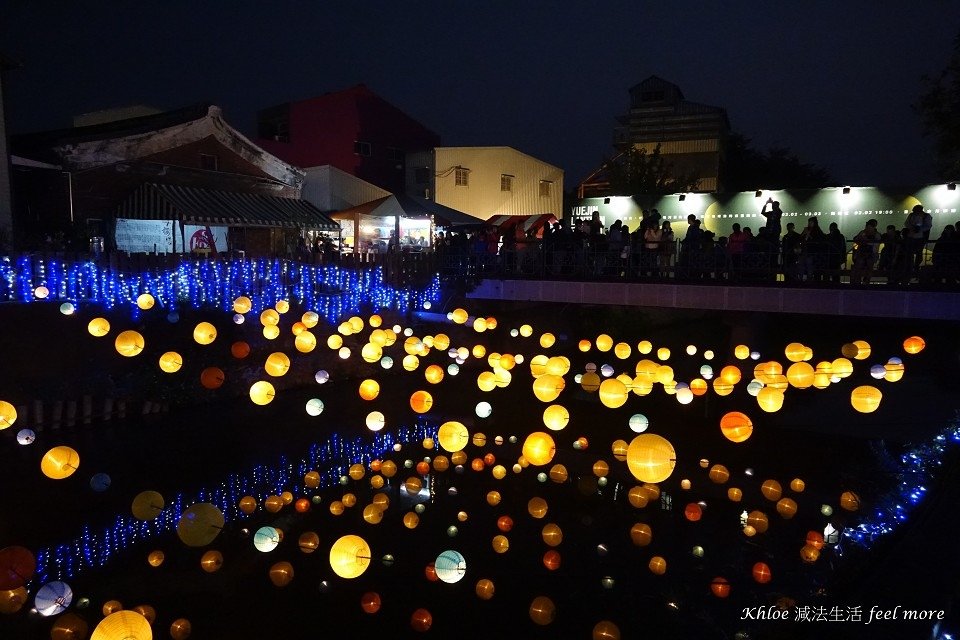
[331,194,482,227]
[487,214,558,236]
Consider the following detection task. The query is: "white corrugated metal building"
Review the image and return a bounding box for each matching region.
[301,165,390,212]
[405,147,563,222]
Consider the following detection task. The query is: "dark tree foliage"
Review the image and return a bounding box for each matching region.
[915,31,960,179]
[603,144,702,195]
[721,132,832,192]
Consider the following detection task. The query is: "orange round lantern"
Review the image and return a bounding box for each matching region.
[752,562,772,584]
[543,550,561,570]
[720,411,753,443]
[684,503,702,522]
[231,341,250,359]
[648,556,667,575]
[200,367,225,389]
[411,608,432,632]
[361,592,381,614]
[710,576,731,598]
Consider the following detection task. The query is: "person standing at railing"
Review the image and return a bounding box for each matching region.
[643,221,662,278]
[826,222,847,283]
[659,221,675,277]
[931,225,959,284]
[798,217,826,281]
[760,198,784,238]
[727,223,747,277]
[781,223,802,281]
[850,219,880,285]
[904,203,933,273]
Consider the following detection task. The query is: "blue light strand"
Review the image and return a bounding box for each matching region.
[838,422,960,553]
[33,419,437,584]
[0,256,441,322]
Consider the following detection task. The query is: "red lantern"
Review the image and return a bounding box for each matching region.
[805,531,825,550]
[294,498,310,513]
[497,516,513,532]
[684,503,702,522]
[710,577,730,598]
[483,453,496,466]
[411,608,433,632]
[424,563,438,582]
[542,550,561,570]
[752,562,772,584]
[471,458,485,472]
[361,592,381,614]
[416,461,430,475]
[231,341,250,359]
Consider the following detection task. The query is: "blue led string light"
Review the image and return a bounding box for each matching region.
[837,422,960,553]
[0,257,441,321]
[33,420,437,583]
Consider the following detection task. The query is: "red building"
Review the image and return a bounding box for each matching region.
[256,84,440,193]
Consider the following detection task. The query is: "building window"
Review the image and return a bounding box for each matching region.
[455,167,469,187]
[386,147,404,162]
[199,153,219,171]
[500,174,514,192]
[414,167,430,185]
[539,180,552,197]
[354,141,372,157]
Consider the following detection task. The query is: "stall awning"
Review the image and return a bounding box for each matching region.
[330,194,482,227]
[487,214,558,235]
[117,183,340,230]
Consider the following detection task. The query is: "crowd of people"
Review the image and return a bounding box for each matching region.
[434,202,960,286]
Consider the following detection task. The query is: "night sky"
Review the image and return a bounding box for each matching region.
[2,1,956,188]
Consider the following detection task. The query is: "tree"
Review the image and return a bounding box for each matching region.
[602,144,701,196]
[721,132,832,192]
[915,31,960,179]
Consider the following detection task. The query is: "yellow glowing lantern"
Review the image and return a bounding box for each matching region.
[593,334,613,352]
[790,478,806,493]
[249,381,276,405]
[359,342,381,363]
[720,364,744,384]
[438,421,469,452]
[578,339,592,352]
[264,352,291,377]
[527,496,548,518]
[293,331,316,353]
[0,402,16,430]
[545,356,570,376]
[542,404,569,431]
[720,411,753,443]
[191,322,216,345]
[541,523,563,546]
[233,296,252,314]
[626,434,676,483]
[260,309,280,327]
[813,371,832,389]
[592,460,609,477]
[548,464,568,483]
[476,371,496,392]
[433,333,450,350]
[91,611,152,640]
[529,354,548,377]
[709,464,730,483]
[492,535,510,554]
[903,336,925,354]
[299,311,318,328]
[656,347,670,361]
[147,550,165,568]
[329,535,371,579]
[734,344,750,359]
[761,480,783,501]
[776,498,798,518]
[630,522,652,546]
[655,365,674,385]
[747,510,769,533]
[757,387,784,412]
[850,385,882,413]
[522,432,556,466]
[451,308,469,324]
[728,487,743,502]
[362,504,383,525]
[649,556,667,575]
[424,365,445,384]
[884,361,905,382]
[690,378,708,396]
[358,379,380,401]
[472,317,487,332]
[41,446,80,479]
[627,486,649,508]
[532,375,565,402]
[158,351,183,373]
[486,490,502,506]
[402,354,419,371]
[840,491,861,511]
[475,579,495,600]
[852,340,871,360]
[597,378,628,408]
[327,334,343,349]
[786,362,815,389]
[263,325,280,340]
[784,342,807,362]
[712,379,734,396]
[88,317,111,337]
[611,439,628,461]
[540,332,556,348]
[831,357,853,379]
[114,330,145,357]
[410,390,433,413]
[637,340,652,354]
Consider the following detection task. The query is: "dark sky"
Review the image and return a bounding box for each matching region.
[2,1,956,187]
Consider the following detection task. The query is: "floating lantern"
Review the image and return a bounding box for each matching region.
[410,390,433,413]
[114,330,145,357]
[358,379,380,401]
[131,491,164,520]
[630,522,652,546]
[366,411,385,432]
[438,421,469,452]
[249,381,276,405]
[41,446,79,479]
[88,317,110,337]
[757,387,784,412]
[649,556,667,575]
[752,562,772,584]
[177,503,224,547]
[628,413,649,433]
[903,336,925,354]
[522,432,556,466]
[264,352,291,377]
[91,611,151,640]
[192,322,217,345]
[200,367,224,389]
[269,561,294,587]
[532,375,565,402]
[305,398,324,416]
[599,379,628,408]
[158,352,183,373]
[710,576,731,598]
[529,596,556,625]
[329,535,371,579]
[435,550,466,584]
[542,404,569,430]
[709,464,730,483]
[776,498,798,518]
[840,491,861,511]
[581,372,601,392]
[626,434,676,483]
[761,480,782,501]
[851,386,882,413]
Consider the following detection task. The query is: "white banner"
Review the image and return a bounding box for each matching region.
[115,219,228,254]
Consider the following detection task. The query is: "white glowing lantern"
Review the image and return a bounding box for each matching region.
[338,347,351,359]
[254,526,281,552]
[629,414,649,433]
[434,550,466,584]
[676,385,694,404]
[870,364,886,379]
[404,328,413,337]
[750,351,761,360]
[381,356,394,369]
[699,365,714,380]
[233,313,245,324]
[703,350,714,360]
[510,329,519,337]
[600,364,614,377]
[686,345,697,356]
[747,380,763,396]
[315,370,330,384]
[447,364,460,376]
[306,399,324,416]
[514,354,525,364]
[366,411,385,432]
[476,402,492,418]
